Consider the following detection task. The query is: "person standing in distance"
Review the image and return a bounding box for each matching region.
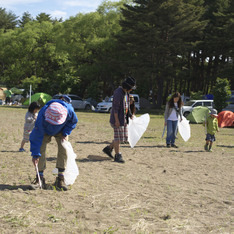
[164,92,183,148]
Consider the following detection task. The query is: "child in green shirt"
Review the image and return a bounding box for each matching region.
[203,109,219,152]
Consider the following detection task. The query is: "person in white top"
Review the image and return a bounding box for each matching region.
[19,102,40,152]
[164,92,183,148]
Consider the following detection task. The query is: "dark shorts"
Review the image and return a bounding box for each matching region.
[111,123,128,143]
[205,134,216,142]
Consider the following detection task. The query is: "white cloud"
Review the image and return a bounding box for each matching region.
[50,10,67,19]
[0,0,43,7]
[63,0,100,8]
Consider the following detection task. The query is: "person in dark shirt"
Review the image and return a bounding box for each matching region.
[103,77,136,163]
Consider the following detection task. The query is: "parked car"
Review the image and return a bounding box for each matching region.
[222,97,234,112]
[96,94,140,113]
[182,100,214,117]
[52,94,92,110]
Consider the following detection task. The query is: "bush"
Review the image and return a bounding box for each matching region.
[190,91,203,100]
[212,78,231,112]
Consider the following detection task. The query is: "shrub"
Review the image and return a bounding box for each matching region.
[212,78,231,112]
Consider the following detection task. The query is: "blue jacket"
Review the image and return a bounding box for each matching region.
[30,100,78,157]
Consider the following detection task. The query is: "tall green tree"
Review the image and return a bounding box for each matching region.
[189,0,234,93]
[18,12,33,27]
[55,4,124,99]
[36,13,52,23]
[0,8,18,31]
[118,0,206,107]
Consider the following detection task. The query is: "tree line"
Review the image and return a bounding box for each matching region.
[0,0,233,107]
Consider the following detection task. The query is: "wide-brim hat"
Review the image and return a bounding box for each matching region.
[45,102,68,125]
[122,76,136,90]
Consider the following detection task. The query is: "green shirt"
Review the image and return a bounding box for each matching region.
[204,115,219,135]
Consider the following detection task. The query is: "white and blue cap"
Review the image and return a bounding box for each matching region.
[210,109,218,116]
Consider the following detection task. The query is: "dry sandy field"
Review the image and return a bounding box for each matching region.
[0,106,233,233]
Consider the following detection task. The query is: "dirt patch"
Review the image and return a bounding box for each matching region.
[0,107,233,233]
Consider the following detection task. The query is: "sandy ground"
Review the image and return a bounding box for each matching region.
[0,107,233,233]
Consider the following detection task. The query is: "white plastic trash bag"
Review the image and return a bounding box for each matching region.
[53,140,79,185]
[128,113,150,148]
[178,116,191,142]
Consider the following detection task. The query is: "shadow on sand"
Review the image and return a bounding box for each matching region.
[76,141,110,145]
[217,145,234,148]
[77,155,112,163]
[0,184,33,191]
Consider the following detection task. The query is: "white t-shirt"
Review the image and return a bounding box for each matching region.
[167,103,178,121]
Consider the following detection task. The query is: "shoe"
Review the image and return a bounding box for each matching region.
[166,144,171,148]
[103,146,114,158]
[114,153,125,163]
[19,148,26,152]
[171,144,178,148]
[54,175,68,191]
[30,175,46,190]
[204,144,208,151]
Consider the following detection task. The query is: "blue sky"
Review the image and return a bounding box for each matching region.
[0,0,111,20]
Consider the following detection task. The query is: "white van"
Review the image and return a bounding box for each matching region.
[182,100,214,117]
[96,94,140,113]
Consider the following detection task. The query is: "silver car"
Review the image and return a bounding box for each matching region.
[96,94,140,113]
[182,100,214,117]
[53,94,92,110]
[222,97,234,112]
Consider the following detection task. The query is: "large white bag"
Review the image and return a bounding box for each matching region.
[53,141,79,185]
[178,117,191,142]
[128,114,150,148]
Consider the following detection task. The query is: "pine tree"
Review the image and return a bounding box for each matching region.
[118,0,206,107]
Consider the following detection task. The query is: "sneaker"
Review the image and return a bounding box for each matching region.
[204,144,208,151]
[114,153,125,163]
[171,144,178,148]
[103,146,114,158]
[166,144,171,148]
[30,175,46,190]
[54,175,68,191]
[19,148,26,152]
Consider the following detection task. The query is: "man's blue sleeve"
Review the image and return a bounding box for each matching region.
[30,112,45,157]
[62,108,78,136]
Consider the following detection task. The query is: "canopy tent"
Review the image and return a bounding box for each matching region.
[218,111,234,128]
[4,89,12,97]
[10,87,23,94]
[187,106,210,123]
[23,92,52,106]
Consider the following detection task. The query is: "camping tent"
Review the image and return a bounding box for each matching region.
[218,111,234,128]
[187,106,210,123]
[23,92,52,106]
[4,89,12,98]
[10,87,23,94]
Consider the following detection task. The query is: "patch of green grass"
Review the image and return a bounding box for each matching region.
[103,226,119,234]
[3,214,29,227]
